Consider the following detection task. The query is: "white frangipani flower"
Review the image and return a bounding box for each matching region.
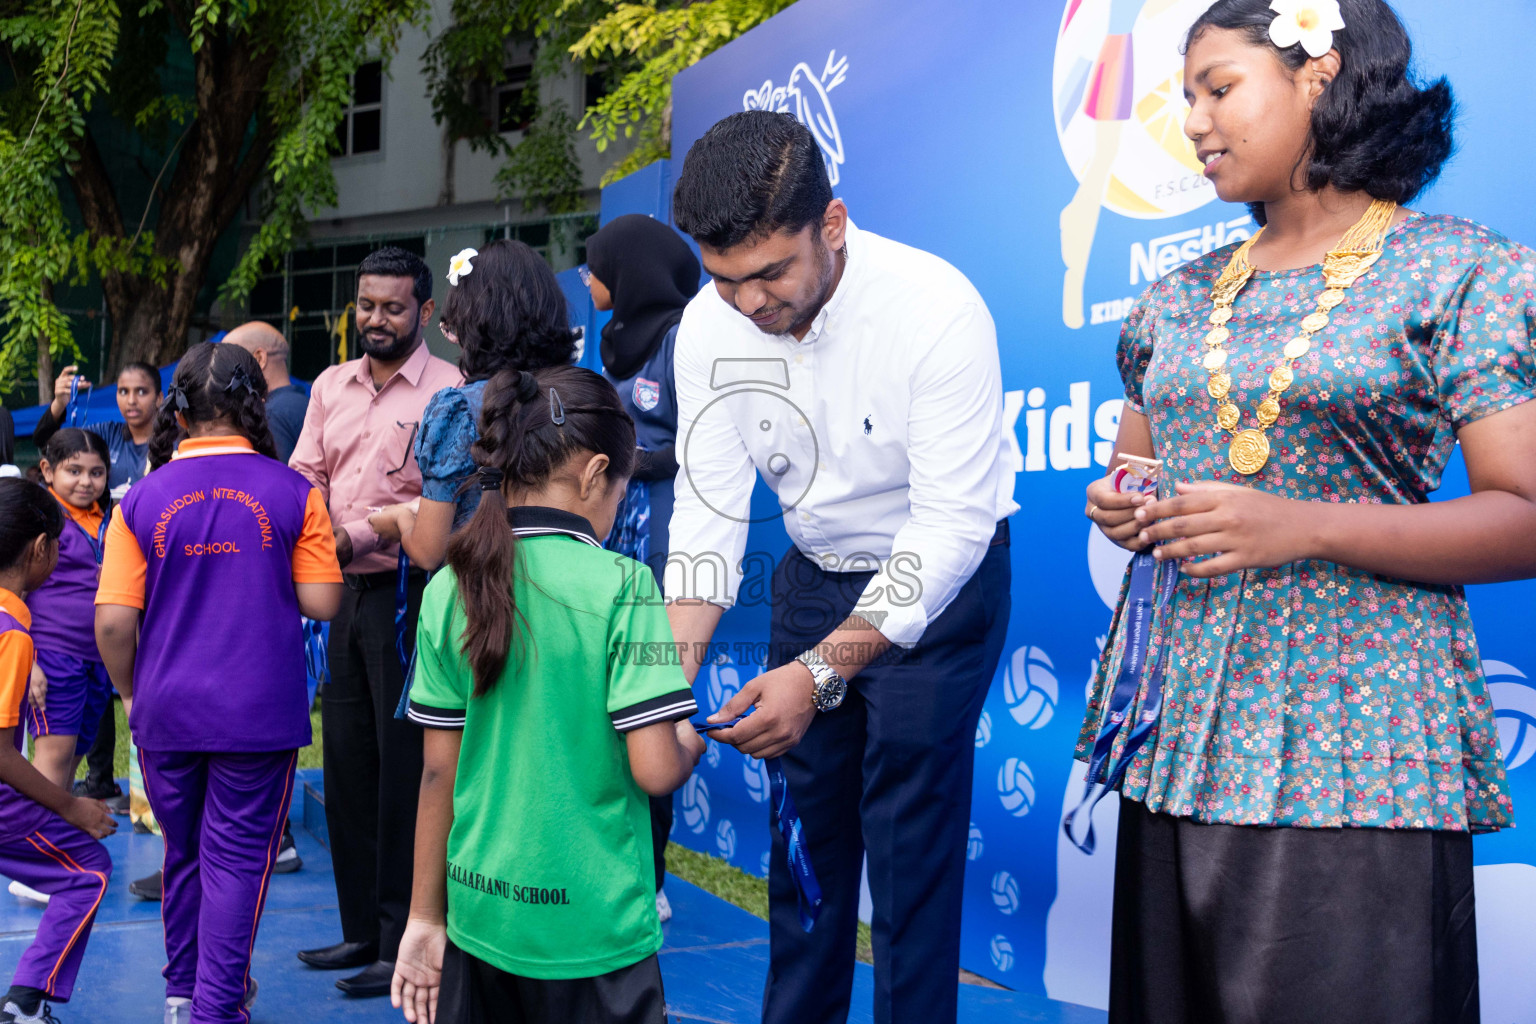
[447,247,479,287]
[1268,0,1345,59]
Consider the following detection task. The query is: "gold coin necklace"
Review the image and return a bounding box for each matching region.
[1200,198,1399,475]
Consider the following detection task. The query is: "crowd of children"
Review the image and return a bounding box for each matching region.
[0,247,705,1024]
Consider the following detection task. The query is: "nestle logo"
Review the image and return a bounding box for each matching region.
[1130,216,1255,286]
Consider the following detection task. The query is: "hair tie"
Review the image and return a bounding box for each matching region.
[225,364,257,397]
[162,384,190,413]
[477,465,505,491]
[513,371,540,404]
[549,387,566,426]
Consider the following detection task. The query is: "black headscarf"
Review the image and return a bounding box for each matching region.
[587,215,702,381]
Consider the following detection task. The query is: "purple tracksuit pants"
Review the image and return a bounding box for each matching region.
[0,816,111,1001]
[138,749,298,1024]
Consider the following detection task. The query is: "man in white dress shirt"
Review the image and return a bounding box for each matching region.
[665,111,1017,1024]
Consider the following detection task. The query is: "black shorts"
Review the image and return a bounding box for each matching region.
[437,938,668,1024]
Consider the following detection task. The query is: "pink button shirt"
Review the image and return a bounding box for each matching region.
[289,342,462,574]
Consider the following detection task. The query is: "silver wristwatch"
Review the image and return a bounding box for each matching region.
[796,647,847,712]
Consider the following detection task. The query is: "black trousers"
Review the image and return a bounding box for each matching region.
[321,569,426,960]
[650,795,671,892]
[1111,799,1480,1024]
[82,700,115,782]
[437,939,667,1024]
[761,539,1011,1024]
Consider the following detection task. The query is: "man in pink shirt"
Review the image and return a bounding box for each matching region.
[288,247,461,998]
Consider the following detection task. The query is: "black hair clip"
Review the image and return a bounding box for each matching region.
[549,387,565,426]
[225,364,257,396]
[477,465,505,491]
[514,371,540,403]
[162,384,190,413]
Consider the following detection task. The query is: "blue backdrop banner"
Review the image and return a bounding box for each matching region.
[637,1,1536,1017]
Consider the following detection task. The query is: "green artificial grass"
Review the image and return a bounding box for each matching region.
[59,700,325,781]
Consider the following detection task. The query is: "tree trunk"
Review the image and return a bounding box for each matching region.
[68,28,277,373]
[36,280,54,406]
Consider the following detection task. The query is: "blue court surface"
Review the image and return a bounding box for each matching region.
[0,772,1105,1023]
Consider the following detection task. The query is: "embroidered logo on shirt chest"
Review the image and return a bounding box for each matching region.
[634,378,661,412]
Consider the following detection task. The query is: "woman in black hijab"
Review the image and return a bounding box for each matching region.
[585,213,700,923]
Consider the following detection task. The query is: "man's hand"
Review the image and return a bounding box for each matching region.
[65,796,117,839]
[27,662,46,713]
[391,916,447,1024]
[1086,474,1153,552]
[710,661,817,760]
[332,527,354,569]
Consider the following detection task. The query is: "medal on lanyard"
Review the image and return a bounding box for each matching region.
[64,375,89,429]
[691,707,824,931]
[391,548,419,719]
[1063,456,1176,855]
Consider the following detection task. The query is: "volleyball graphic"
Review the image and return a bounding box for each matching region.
[998,757,1036,818]
[681,775,711,834]
[990,934,1016,973]
[1004,646,1060,730]
[991,870,1021,915]
[967,822,985,862]
[704,660,743,713]
[760,851,772,877]
[705,738,722,769]
[1487,659,1536,771]
[976,709,993,748]
[716,819,738,861]
[744,756,771,803]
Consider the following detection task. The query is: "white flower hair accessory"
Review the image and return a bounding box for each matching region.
[447,247,478,287]
[1269,0,1345,59]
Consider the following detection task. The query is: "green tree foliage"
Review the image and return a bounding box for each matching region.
[570,0,797,185]
[0,0,426,393]
[422,0,796,212]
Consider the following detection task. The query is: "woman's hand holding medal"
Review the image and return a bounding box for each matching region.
[1133,480,1312,578]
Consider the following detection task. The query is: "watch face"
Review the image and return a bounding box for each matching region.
[815,676,847,712]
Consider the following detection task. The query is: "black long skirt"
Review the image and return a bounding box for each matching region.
[1110,799,1479,1024]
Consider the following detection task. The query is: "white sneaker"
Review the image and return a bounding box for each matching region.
[163,998,190,1024]
[7,880,49,906]
[656,890,672,923]
[3,997,61,1023]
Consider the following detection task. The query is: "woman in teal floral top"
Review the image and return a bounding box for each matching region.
[1081,2,1535,1022]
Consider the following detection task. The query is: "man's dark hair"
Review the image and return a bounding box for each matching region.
[357,246,432,305]
[672,111,833,250]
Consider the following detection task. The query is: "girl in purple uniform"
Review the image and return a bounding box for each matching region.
[0,478,116,1024]
[95,343,344,1024]
[25,430,113,793]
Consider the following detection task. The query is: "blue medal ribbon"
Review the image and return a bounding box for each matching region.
[392,547,418,719]
[303,616,329,690]
[1062,549,1179,854]
[64,375,88,429]
[691,708,822,931]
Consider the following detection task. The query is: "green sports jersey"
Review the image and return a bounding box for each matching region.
[407,505,697,980]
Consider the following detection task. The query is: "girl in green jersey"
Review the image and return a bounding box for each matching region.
[393,365,704,1024]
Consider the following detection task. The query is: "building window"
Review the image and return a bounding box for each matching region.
[248,235,426,380]
[584,70,611,111]
[335,61,383,156]
[496,64,535,134]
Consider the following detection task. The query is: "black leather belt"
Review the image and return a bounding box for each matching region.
[991,519,1010,547]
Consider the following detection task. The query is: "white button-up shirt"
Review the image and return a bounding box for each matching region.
[665,221,1017,648]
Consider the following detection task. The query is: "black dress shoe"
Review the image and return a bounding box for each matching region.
[128,870,162,901]
[335,960,395,998]
[297,940,378,970]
